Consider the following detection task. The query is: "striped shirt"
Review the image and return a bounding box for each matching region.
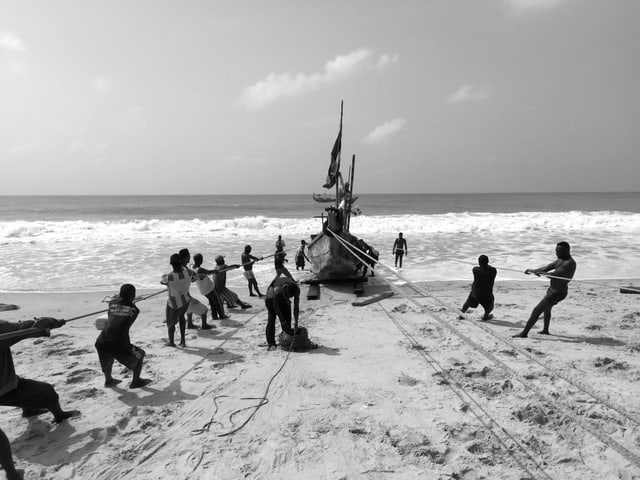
[162,269,192,309]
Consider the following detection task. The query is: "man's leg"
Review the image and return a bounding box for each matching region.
[187,313,198,329]
[0,427,23,480]
[201,312,213,330]
[96,343,120,387]
[178,314,187,347]
[539,306,553,334]
[251,279,263,297]
[128,347,151,388]
[482,296,495,320]
[514,298,549,338]
[265,300,277,350]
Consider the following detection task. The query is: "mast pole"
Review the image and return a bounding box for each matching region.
[346,154,355,230]
[335,100,343,212]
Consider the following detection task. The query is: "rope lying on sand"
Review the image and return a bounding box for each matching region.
[327,229,640,470]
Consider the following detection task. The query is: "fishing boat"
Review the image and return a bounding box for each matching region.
[312,192,358,204]
[307,102,376,281]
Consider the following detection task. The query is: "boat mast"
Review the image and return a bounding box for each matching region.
[335,100,343,211]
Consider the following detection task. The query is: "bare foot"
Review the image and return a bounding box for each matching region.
[129,378,152,389]
[104,378,122,387]
[165,341,176,347]
[538,330,550,335]
[512,332,527,338]
[54,409,80,423]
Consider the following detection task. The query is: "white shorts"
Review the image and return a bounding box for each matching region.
[187,298,208,316]
[243,270,256,280]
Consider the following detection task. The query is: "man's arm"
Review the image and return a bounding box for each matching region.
[293,295,300,327]
[0,318,65,347]
[525,260,558,276]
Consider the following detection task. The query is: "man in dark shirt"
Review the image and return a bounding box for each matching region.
[513,241,577,338]
[0,317,78,423]
[264,277,299,351]
[461,255,497,320]
[95,284,150,388]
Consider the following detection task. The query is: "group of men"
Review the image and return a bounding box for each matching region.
[461,241,577,338]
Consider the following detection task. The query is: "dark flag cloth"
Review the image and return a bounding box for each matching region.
[323,127,342,189]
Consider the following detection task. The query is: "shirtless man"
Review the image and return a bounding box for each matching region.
[392,232,407,268]
[241,245,263,297]
[513,241,577,338]
[95,284,150,388]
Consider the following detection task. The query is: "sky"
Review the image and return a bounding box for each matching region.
[1,0,639,195]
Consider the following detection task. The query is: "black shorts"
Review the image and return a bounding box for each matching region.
[95,342,145,372]
[465,292,494,311]
[543,288,567,306]
[0,377,58,410]
[166,304,188,327]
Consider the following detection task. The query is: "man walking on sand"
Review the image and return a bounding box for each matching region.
[461,255,497,321]
[392,232,407,268]
[513,241,577,338]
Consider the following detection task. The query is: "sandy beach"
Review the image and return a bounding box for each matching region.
[2,275,640,479]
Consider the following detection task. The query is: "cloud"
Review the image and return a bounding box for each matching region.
[504,0,565,13]
[0,31,27,52]
[448,84,490,103]
[94,76,112,93]
[362,118,406,145]
[236,49,398,109]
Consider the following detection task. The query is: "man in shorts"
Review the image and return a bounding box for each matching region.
[192,253,226,321]
[461,255,497,320]
[513,241,577,338]
[95,284,150,388]
[178,249,211,330]
[0,317,78,423]
[161,253,190,347]
[241,245,263,297]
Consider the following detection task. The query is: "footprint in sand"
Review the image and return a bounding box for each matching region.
[66,368,99,384]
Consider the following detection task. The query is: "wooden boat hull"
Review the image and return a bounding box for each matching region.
[307,231,361,280]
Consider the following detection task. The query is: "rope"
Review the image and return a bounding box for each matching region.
[450,258,640,294]
[377,302,550,479]
[327,229,640,469]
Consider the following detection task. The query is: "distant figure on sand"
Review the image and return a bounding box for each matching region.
[0,427,22,480]
[95,284,150,389]
[265,276,299,351]
[192,253,226,322]
[214,256,252,309]
[275,235,285,254]
[295,240,309,271]
[241,245,263,297]
[274,252,294,280]
[161,253,190,347]
[461,255,497,321]
[513,241,577,338]
[0,317,78,424]
[392,233,408,268]
[178,249,210,330]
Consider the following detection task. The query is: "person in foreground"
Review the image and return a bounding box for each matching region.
[0,316,78,423]
[95,284,150,389]
[0,426,23,480]
[264,276,299,351]
[461,255,497,320]
[513,241,577,338]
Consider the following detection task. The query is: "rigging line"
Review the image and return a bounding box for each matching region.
[377,302,550,479]
[449,258,640,294]
[403,266,640,429]
[325,231,640,428]
[325,231,549,476]
[327,230,640,468]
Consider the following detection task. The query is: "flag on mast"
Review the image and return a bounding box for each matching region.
[323,125,342,189]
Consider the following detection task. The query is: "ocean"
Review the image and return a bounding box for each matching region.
[1,192,639,293]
